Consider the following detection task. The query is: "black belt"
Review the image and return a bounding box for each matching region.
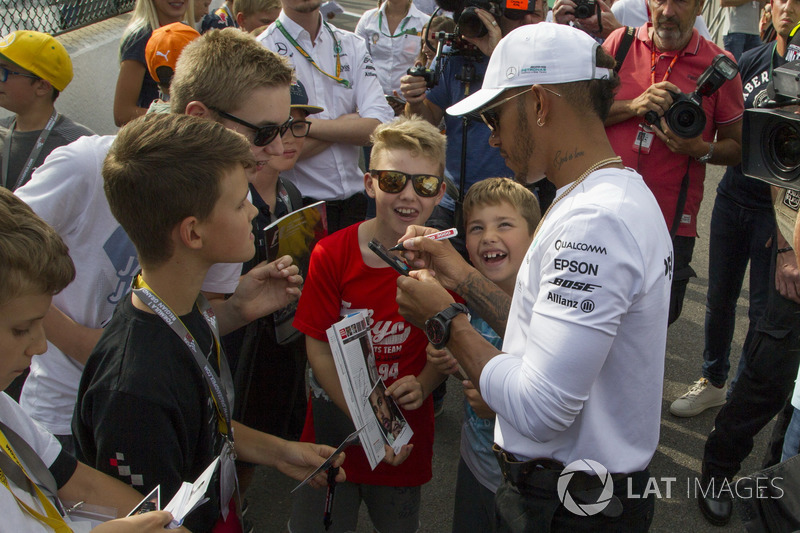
[493,444,636,518]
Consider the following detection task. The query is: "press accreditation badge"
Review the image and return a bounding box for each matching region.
[219,439,237,519]
[632,123,655,154]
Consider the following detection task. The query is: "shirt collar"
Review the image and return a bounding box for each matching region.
[278,10,325,42]
[640,22,701,57]
[378,2,424,24]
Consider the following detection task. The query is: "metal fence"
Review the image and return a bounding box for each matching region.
[1,0,135,37]
[702,1,727,45]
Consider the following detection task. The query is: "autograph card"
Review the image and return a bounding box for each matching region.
[291,424,366,493]
[126,486,161,517]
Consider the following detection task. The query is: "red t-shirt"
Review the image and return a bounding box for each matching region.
[603,25,744,237]
[294,222,434,486]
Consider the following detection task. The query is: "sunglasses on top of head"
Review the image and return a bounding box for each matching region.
[369,170,443,198]
[210,108,311,146]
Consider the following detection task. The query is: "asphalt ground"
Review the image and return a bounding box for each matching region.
[244,6,766,531]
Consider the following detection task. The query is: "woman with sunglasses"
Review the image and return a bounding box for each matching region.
[113,0,195,127]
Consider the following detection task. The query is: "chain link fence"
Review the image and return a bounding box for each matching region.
[1,0,135,37]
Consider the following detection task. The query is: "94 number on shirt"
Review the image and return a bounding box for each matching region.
[378,363,399,381]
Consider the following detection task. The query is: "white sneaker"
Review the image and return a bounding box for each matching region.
[669,378,727,417]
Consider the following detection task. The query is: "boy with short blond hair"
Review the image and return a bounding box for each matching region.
[74,113,344,533]
[234,0,282,33]
[170,28,292,116]
[290,115,447,533]
[0,187,182,532]
[434,177,539,532]
[462,177,541,240]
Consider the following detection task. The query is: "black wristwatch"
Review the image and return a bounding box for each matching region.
[425,303,470,349]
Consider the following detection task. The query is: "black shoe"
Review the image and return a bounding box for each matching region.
[699,490,733,526]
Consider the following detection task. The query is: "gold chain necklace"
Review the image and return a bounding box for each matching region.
[533,156,623,238]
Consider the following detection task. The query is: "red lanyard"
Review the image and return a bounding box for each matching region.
[650,47,680,85]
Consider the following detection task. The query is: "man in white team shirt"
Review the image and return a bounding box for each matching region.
[15,29,303,452]
[395,23,672,531]
[258,0,394,232]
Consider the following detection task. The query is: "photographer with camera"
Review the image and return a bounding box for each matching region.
[669,0,800,424]
[399,0,546,237]
[552,0,623,40]
[602,0,744,325]
[552,0,712,42]
[697,12,800,527]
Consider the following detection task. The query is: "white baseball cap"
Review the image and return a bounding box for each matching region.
[447,23,612,117]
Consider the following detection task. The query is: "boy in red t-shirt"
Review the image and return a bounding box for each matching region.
[290,116,448,533]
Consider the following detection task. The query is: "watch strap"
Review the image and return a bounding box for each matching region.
[695,142,714,163]
[438,302,470,322]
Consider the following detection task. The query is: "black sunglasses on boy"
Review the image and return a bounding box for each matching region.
[210,107,311,146]
[369,170,443,198]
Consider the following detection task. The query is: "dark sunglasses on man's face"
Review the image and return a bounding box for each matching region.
[369,169,443,198]
[210,107,300,146]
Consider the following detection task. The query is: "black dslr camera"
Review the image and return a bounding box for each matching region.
[742,60,800,189]
[645,54,738,138]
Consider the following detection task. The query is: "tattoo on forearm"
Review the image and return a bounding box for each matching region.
[456,270,510,336]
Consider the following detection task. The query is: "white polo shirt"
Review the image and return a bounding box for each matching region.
[480,168,672,474]
[258,13,394,201]
[355,3,428,95]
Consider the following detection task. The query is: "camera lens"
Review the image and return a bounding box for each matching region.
[768,120,800,178]
[665,100,706,139]
[574,0,595,18]
[457,7,487,39]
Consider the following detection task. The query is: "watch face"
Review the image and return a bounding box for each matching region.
[426,318,446,347]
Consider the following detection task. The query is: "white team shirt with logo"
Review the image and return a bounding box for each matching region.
[354,3,428,95]
[480,168,672,474]
[258,12,394,201]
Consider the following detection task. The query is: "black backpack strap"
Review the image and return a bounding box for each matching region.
[669,159,692,238]
[280,178,303,213]
[614,26,636,73]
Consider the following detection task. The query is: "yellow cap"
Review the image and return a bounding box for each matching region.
[0,31,73,91]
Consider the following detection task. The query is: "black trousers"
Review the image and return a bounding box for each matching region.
[703,240,800,481]
[494,470,653,532]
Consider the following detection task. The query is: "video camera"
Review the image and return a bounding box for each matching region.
[644,54,739,138]
[742,59,800,189]
[407,30,483,88]
[435,0,540,39]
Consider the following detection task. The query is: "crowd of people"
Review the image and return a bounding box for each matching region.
[1,0,800,531]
